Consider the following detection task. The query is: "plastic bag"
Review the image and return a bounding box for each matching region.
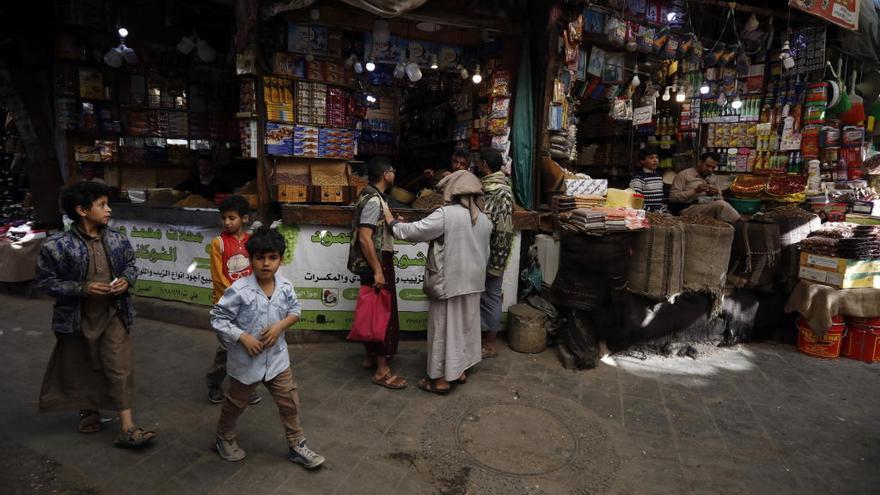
[346,287,391,343]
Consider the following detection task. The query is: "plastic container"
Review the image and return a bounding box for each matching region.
[727,197,762,214]
[507,303,548,354]
[796,316,845,358]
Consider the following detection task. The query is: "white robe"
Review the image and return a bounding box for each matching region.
[392,205,492,380]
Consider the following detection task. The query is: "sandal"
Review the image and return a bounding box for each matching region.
[481,347,498,359]
[114,426,157,449]
[418,378,450,396]
[78,410,102,434]
[455,373,467,385]
[371,371,407,390]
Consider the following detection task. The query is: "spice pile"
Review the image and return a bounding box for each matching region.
[838,226,880,260]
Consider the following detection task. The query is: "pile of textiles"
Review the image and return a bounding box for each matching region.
[560,208,605,233]
[572,195,605,208]
[799,236,838,256]
[838,226,880,259]
[552,195,576,213]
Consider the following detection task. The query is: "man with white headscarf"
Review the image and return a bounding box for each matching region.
[383,171,492,394]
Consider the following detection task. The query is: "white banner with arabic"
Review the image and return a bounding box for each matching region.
[277,225,520,331]
[111,219,219,305]
[112,219,521,331]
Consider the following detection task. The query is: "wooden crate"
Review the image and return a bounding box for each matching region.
[277,184,310,203]
[310,161,354,204]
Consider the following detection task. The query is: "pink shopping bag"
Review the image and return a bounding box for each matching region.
[346,286,391,343]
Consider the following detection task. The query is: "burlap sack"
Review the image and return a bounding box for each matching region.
[627,223,685,301]
[681,217,735,299]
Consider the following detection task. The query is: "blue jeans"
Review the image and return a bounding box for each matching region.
[480,274,504,332]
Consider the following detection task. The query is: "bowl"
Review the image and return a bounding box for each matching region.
[727,197,762,214]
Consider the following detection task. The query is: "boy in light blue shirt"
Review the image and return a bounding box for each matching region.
[211,226,325,468]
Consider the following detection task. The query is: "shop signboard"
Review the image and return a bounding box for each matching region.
[112,220,521,331]
[276,225,521,331]
[790,0,859,31]
[111,219,219,306]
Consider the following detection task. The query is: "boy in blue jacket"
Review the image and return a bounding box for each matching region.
[212,226,324,468]
[36,181,156,448]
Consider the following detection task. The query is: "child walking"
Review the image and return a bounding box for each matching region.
[36,181,156,448]
[211,227,325,468]
[206,195,261,406]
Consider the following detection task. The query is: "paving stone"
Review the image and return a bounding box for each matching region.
[3,294,880,494]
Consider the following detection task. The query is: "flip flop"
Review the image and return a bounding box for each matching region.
[371,371,407,390]
[78,410,102,434]
[114,426,157,449]
[417,378,450,396]
[481,347,498,359]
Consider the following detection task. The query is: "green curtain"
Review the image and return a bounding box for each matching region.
[512,36,535,209]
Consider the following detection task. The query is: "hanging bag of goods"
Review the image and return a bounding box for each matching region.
[627,213,685,301]
[765,174,807,202]
[680,215,735,308]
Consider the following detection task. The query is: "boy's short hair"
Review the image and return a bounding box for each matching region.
[246,226,286,258]
[700,151,721,162]
[479,148,504,172]
[219,195,250,217]
[452,149,469,161]
[367,156,394,183]
[639,147,660,161]
[61,181,111,220]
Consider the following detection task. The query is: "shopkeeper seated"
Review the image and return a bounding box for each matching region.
[669,152,741,224]
[174,155,231,201]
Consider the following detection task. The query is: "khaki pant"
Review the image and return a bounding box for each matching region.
[216,368,304,447]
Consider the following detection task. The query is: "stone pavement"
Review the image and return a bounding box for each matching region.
[0,293,878,495]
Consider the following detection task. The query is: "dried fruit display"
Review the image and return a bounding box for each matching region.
[731,174,768,195]
[766,174,807,196]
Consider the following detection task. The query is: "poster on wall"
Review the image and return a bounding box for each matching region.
[111,219,219,306]
[276,225,521,331]
[790,0,859,31]
[113,220,520,332]
[288,24,329,54]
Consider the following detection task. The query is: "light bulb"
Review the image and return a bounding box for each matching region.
[366,95,377,103]
[666,12,677,22]
[631,74,641,87]
[731,96,743,110]
[676,90,686,102]
[458,65,469,79]
[699,83,710,95]
[430,54,439,70]
[365,61,376,72]
[393,61,406,79]
[118,27,129,37]
[718,92,727,106]
[472,65,482,84]
[354,61,363,74]
[662,86,671,101]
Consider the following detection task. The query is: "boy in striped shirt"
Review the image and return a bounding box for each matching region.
[629,148,667,212]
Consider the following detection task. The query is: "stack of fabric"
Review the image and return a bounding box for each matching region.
[604,209,628,232]
[838,226,880,259]
[552,195,576,214]
[798,236,839,256]
[561,208,605,233]
[572,195,605,209]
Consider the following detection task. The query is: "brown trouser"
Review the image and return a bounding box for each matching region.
[216,368,304,447]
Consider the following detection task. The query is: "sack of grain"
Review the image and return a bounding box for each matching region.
[680,216,735,301]
[627,213,685,301]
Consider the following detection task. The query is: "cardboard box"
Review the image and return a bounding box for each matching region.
[799,252,880,288]
[845,214,880,226]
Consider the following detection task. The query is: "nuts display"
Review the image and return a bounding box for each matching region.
[310,171,348,186]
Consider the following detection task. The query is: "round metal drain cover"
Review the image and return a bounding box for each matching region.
[456,404,577,475]
[420,388,621,494]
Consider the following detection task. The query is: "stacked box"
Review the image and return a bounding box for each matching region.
[293,125,319,157]
[318,128,355,159]
[266,122,294,155]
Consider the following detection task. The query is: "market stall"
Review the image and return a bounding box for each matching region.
[531,0,880,366]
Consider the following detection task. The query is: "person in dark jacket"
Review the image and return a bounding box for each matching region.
[36,181,156,448]
[174,155,231,201]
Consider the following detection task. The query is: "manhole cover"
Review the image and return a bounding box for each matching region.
[418,388,622,494]
[456,404,577,475]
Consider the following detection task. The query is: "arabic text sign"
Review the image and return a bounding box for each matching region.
[790,0,859,31]
[279,225,521,331]
[112,219,218,305]
[633,105,654,126]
